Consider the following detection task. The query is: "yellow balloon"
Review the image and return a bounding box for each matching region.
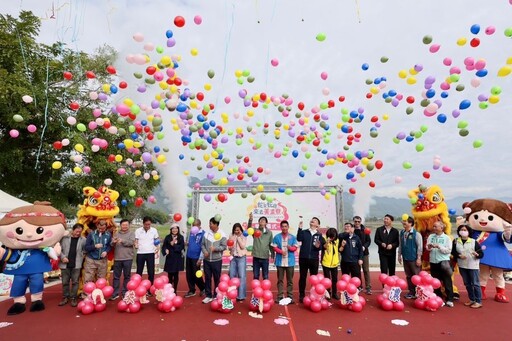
[257,184,264,192]
[52,161,62,170]
[247,227,254,236]
[134,142,142,148]
[73,166,82,174]
[217,164,224,171]
[382,114,389,120]
[190,48,198,56]
[203,154,210,161]
[247,110,255,117]
[160,55,171,65]
[235,69,243,78]
[497,65,512,77]
[157,155,166,163]
[184,170,190,176]
[398,70,407,79]
[324,193,331,200]
[196,270,203,278]
[456,37,467,46]
[190,100,198,109]
[219,177,228,186]
[204,83,212,91]
[158,81,168,90]
[152,175,160,180]
[489,95,500,104]
[134,170,142,176]
[74,144,84,153]
[402,214,409,221]
[214,232,221,240]
[115,154,123,162]
[406,77,417,85]
[123,98,134,106]
[370,86,380,94]
[409,68,418,75]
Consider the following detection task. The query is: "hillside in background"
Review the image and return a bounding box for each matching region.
[150,181,512,221]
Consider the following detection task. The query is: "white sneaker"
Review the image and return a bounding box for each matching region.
[202,297,213,304]
[445,301,454,307]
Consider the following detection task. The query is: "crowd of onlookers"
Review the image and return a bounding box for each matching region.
[56,214,509,310]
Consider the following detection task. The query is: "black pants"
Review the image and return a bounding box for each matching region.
[168,272,179,292]
[186,257,205,293]
[204,259,222,298]
[299,258,319,299]
[430,261,454,302]
[113,259,133,297]
[136,253,155,284]
[378,253,396,276]
[341,262,361,281]
[322,266,338,297]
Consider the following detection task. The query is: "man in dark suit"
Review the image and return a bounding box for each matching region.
[374,214,399,276]
[353,216,372,294]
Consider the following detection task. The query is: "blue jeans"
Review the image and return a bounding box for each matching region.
[229,256,247,299]
[252,257,269,280]
[113,259,133,297]
[459,267,482,303]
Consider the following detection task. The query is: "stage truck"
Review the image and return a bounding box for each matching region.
[189,185,344,266]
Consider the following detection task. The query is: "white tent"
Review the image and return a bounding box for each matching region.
[0,189,31,215]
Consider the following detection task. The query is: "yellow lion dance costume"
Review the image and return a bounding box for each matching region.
[77,185,120,287]
[408,184,459,298]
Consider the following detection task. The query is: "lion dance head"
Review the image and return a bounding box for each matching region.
[77,185,120,236]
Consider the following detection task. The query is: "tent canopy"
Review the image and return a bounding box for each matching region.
[0,189,31,214]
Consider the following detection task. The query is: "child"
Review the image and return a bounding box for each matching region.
[321,227,340,299]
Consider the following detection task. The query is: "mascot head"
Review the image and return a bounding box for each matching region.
[0,201,67,249]
[462,198,512,232]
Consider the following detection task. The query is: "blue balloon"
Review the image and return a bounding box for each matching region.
[405,136,414,142]
[374,78,381,85]
[388,89,397,97]
[382,93,389,99]
[321,149,328,154]
[341,124,351,133]
[448,208,456,215]
[117,143,125,149]
[130,133,139,139]
[426,89,436,98]
[361,63,369,71]
[292,150,299,158]
[278,187,285,193]
[358,114,364,121]
[141,120,148,126]
[437,113,447,123]
[470,24,480,35]
[346,172,354,180]
[459,100,471,110]
[166,30,174,38]
[299,171,305,178]
[153,146,160,153]
[121,199,128,206]
[110,85,118,94]
[349,111,358,118]
[475,69,488,77]
[176,103,188,112]
[202,122,210,130]
[179,154,185,160]
[180,94,188,101]
[197,115,206,122]
[243,231,249,237]
[209,120,216,127]
[440,91,449,98]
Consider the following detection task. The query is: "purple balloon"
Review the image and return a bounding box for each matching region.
[141,152,152,163]
[452,110,461,118]
[204,194,211,202]
[167,38,176,47]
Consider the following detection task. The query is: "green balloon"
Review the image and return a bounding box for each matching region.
[420,99,430,107]
[133,72,143,79]
[491,86,502,95]
[284,188,293,195]
[241,192,248,198]
[473,139,483,148]
[505,27,512,38]
[251,188,258,195]
[422,35,433,44]
[187,217,195,225]
[479,102,488,109]
[392,137,400,144]
[77,123,86,132]
[420,125,428,133]
[459,129,469,137]
[406,107,414,115]
[365,79,373,85]
[214,214,222,222]
[456,84,465,91]
[457,120,469,129]
[380,56,389,63]
[316,33,326,42]
[247,76,255,83]
[207,69,215,79]
[260,194,266,200]
[402,161,412,169]
[415,143,425,152]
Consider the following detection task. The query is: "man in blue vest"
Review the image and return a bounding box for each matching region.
[397,216,423,299]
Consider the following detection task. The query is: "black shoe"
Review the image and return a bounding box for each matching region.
[58,298,69,306]
[30,300,45,312]
[200,290,205,297]
[109,295,119,301]
[146,292,153,297]
[299,297,304,304]
[184,291,196,298]
[70,298,78,307]
[7,303,26,315]
[236,298,245,303]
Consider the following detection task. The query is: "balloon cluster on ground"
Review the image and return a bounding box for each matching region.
[155,282,184,313]
[117,274,151,313]
[211,274,240,313]
[77,278,114,315]
[335,275,366,313]
[376,274,407,311]
[412,271,443,312]
[303,274,332,312]
[249,279,274,313]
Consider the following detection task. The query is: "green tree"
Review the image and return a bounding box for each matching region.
[0,11,159,215]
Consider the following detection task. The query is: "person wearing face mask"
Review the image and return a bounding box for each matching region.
[451,224,484,308]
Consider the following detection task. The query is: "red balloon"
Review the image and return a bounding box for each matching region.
[364,228,371,235]
[119,81,128,89]
[83,282,96,294]
[154,277,165,289]
[414,298,426,310]
[431,278,441,289]
[369,181,376,188]
[218,281,229,292]
[173,213,182,222]
[53,141,63,150]
[102,286,114,298]
[359,296,366,306]
[385,276,396,287]
[321,300,330,310]
[253,287,264,298]
[426,298,439,311]
[251,279,261,289]
[315,284,326,295]
[135,285,147,297]
[253,230,262,238]
[470,38,480,47]
[349,277,361,288]
[227,239,235,247]
[228,187,235,194]
[127,280,138,291]
[346,283,358,295]
[321,278,332,289]
[309,275,320,286]
[172,296,184,309]
[422,171,431,179]
[135,197,144,207]
[141,279,152,289]
[69,102,80,111]
[174,15,185,27]
[262,290,273,301]
[411,275,422,286]
[210,300,220,311]
[377,294,386,305]
[106,65,116,74]
[349,188,356,195]
[262,302,272,312]
[227,289,238,300]
[63,71,73,80]
[218,193,226,202]
[85,71,96,79]
[375,160,384,169]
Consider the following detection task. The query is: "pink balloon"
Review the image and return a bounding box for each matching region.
[261,279,272,290]
[349,277,361,288]
[309,275,320,286]
[218,281,229,292]
[336,280,347,292]
[229,278,241,288]
[27,124,37,133]
[251,279,261,289]
[263,301,272,312]
[315,284,326,295]
[381,299,393,311]
[321,300,330,310]
[253,287,264,298]
[414,298,426,310]
[316,274,324,281]
[128,302,141,313]
[397,279,408,290]
[310,301,322,312]
[426,298,439,311]
[117,300,128,312]
[411,275,422,286]
[95,278,107,289]
[351,301,363,312]
[320,72,328,80]
[141,279,152,289]
[378,273,388,284]
[227,289,238,300]
[419,271,429,278]
[210,300,220,311]
[263,290,273,301]
[385,276,396,287]
[130,274,142,283]
[321,278,332,289]
[346,283,358,295]
[271,58,279,67]
[359,296,366,306]
[172,296,183,308]
[303,296,312,307]
[94,302,107,312]
[9,129,20,138]
[135,285,147,297]
[393,301,405,311]
[431,278,441,289]
[161,276,169,284]
[154,277,165,289]
[220,274,230,283]
[77,301,85,311]
[102,286,114,298]
[81,302,95,315]
[83,282,96,294]
[377,294,386,305]
[193,15,202,25]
